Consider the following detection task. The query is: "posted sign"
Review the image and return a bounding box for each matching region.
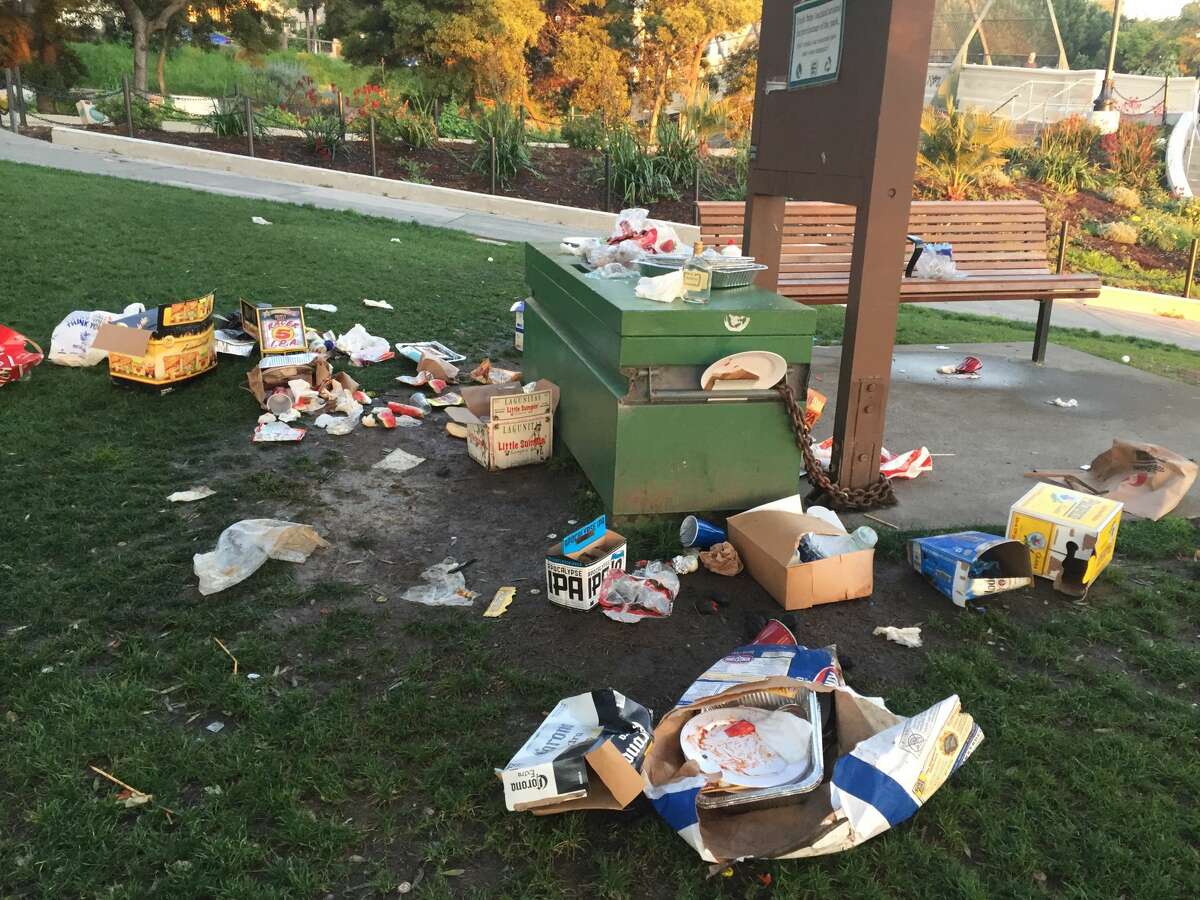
[788,0,844,89]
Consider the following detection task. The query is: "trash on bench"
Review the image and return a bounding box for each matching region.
[194,519,328,595]
[907,532,1033,606]
[642,625,982,862]
[498,689,652,814]
[1026,439,1197,521]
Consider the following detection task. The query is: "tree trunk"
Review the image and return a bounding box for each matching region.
[647,66,670,138]
[132,21,149,92]
[156,26,172,97]
[278,26,288,51]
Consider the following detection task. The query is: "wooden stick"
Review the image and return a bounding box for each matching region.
[213,637,238,675]
[864,512,899,530]
[90,765,146,797]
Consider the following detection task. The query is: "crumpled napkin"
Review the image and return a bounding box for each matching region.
[699,541,743,576]
[635,269,684,303]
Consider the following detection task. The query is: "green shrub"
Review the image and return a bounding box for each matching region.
[917,100,1014,199]
[1100,221,1138,244]
[437,96,473,138]
[22,45,87,103]
[1106,185,1141,209]
[470,103,533,187]
[202,98,268,138]
[1099,121,1161,188]
[370,106,436,149]
[605,126,676,205]
[562,113,607,151]
[1025,145,1099,193]
[300,113,350,163]
[700,140,749,201]
[655,118,700,184]
[95,93,166,130]
[1040,115,1100,158]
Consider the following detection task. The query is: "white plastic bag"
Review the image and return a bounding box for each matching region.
[597,561,680,623]
[635,269,684,303]
[49,310,115,367]
[335,324,390,363]
[401,558,476,606]
[193,519,328,595]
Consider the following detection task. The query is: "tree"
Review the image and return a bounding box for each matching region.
[553,15,629,118]
[113,0,191,91]
[1051,0,1111,69]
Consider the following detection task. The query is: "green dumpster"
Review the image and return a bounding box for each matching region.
[522,243,817,516]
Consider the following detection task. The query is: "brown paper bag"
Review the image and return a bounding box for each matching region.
[1027,439,1197,521]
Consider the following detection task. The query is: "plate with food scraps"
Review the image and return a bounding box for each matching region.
[700,351,787,392]
[679,706,812,788]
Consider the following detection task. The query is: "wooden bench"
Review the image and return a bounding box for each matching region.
[697,200,1102,362]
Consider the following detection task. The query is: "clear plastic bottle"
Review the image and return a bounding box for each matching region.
[794,526,878,563]
[682,240,713,304]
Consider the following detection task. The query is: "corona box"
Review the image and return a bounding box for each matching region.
[93,293,217,393]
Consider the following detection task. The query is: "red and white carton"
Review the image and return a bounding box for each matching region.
[447,379,559,471]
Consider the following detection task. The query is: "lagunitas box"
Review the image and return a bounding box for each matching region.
[545,515,627,610]
[1007,483,1122,595]
[450,379,558,471]
[91,293,217,394]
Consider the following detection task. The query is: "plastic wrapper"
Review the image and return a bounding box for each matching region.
[193,519,328,595]
[813,438,932,480]
[401,558,477,606]
[49,310,115,367]
[635,270,684,303]
[596,561,680,623]
[335,324,390,363]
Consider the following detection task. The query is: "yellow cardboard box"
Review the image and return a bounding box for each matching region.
[1006,483,1122,592]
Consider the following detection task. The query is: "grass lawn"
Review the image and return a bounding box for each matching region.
[2,161,1199,898]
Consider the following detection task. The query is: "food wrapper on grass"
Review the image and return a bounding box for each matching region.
[699,542,743,576]
[194,520,327,595]
[470,358,522,385]
[596,561,679,623]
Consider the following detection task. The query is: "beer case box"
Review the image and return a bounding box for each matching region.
[91,293,217,393]
[727,495,874,611]
[545,515,628,611]
[1007,483,1123,592]
[907,531,1033,607]
[498,690,652,815]
[447,379,559,472]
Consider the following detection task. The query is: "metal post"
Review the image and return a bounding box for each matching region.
[1162,74,1169,127]
[122,75,134,138]
[1033,220,1069,364]
[603,148,611,211]
[693,159,702,226]
[244,96,255,157]
[490,136,497,194]
[1185,237,1199,299]
[369,114,377,176]
[1094,0,1122,110]
[3,70,16,134]
[13,65,27,128]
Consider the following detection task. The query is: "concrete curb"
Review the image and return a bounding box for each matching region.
[49,126,700,240]
[1087,285,1200,322]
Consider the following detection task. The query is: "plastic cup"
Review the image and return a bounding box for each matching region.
[679,515,726,549]
[751,619,798,646]
[266,389,293,416]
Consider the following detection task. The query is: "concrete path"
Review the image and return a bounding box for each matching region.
[4,128,1200,350]
[811,343,1200,530]
[0,129,556,244]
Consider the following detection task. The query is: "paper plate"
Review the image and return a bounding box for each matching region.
[680,706,812,788]
[701,351,787,392]
[446,421,468,439]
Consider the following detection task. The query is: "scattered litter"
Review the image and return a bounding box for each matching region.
[386,401,426,419]
[448,381,558,470]
[417,352,459,381]
[206,721,225,733]
[567,519,578,525]
[363,299,394,310]
[813,438,932,480]
[401,558,477,606]
[167,486,216,503]
[1027,439,1196,521]
[483,586,516,618]
[680,515,726,549]
[545,517,627,610]
[873,625,923,648]
[699,542,743,576]
[374,448,426,474]
[597,561,680,623]
[1008,484,1122,597]
[252,421,306,443]
[547,533,557,540]
[936,355,982,378]
[48,309,115,367]
[1046,397,1078,408]
[251,216,272,225]
[469,358,521,384]
[672,551,700,575]
[304,303,338,313]
[908,532,1033,606]
[498,689,652,812]
[395,340,465,364]
[487,256,495,263]
[336,324,392,364]
[635,269,685,303]
[1121,355,1131,363]
[362,414,377,428]
[396,371,448,392]
[390,237,402,243]
[446,421,468,439]
[863,513,899,530]
[212,636,239,674]
[935,344,950,350]
[89,765,172,815]
[246,673,261,681]
[193,519,328,595]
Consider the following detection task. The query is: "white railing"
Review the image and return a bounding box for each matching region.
[1166,110,1197,199]
[987,77,1098,124]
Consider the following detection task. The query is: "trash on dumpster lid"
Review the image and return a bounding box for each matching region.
[643,630,982,863]
[545,515,627,610]
[498,689,652,814]
[449,379,559,471]
[907,531,1033,607]
[727,496,874,611]
[1007,483,1122,596]
[91,294,217,392]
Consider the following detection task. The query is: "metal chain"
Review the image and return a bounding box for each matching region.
[776,382,897,511]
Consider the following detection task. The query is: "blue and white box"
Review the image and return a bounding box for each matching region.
[907,531,1033,607]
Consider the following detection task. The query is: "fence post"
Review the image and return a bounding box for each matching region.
[369,115,377,177]
[244,96,255,157]
[3,69,16,134]
[13,65,26,128]
[693,159,702,226]
[1185,237,1199,299]
[1162,74,1169,128]
[490,136,497,194]
[603,146,611,212]
[122,75,134,138]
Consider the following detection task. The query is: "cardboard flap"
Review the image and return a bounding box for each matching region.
[461,380,559,421]
[92,322,152,356]
[729,509,844,564]
[445,406,481,426]
[583,740,644,809]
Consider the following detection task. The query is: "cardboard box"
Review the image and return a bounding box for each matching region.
[907,531,1033,607]
[545,515,627,610]
[498,689,652,814]
[727,495,873,610]
[1007,483,1122,592]
[448,379,559,471]
[247,356,332,409]
[239,298,269,341]
[511,300,525,352]
[91,293,217,393]
[256,306,307,355]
